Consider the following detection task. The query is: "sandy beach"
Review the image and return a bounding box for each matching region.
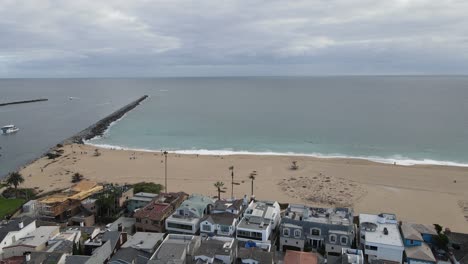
[20,143,468,232]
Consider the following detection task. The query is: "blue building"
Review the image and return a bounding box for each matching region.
[400,222,437,264]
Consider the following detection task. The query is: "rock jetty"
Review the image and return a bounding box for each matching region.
[0,98,48,107]
[64,95,148,144]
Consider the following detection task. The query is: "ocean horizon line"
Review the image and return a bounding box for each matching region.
[84,141,468,168]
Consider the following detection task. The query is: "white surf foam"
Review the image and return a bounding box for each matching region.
[82,142,468,167]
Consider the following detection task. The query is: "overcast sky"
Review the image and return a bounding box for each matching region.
[1,0,467,77]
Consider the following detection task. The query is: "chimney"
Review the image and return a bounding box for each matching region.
[18,221,24,229]
[243,195,248,206]
[250,195,255,203]
[80,221,85,227]
[117,223,123,232]
[24,252,31,262]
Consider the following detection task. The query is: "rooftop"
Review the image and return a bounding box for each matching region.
[134,192,186,220]
[237,247,273,263]
[4,226,59,248]
[0,217,35,242]
[237,216,270,231]
[134,192,159,198]
[109,247,152,264]
[405,222,437,236]
[30,252,66,264]
[405,242,436,262]
[122,232,165,252]
[108,217,136,234]
[401,222,423,241]
[284,250,318,264]
[213,199,244,212]
[201,213,237,226]
[195,237,236,257]
[284,204,353,226]
[176,194,214,218]
[150,234,201,263]
[359,214,403,247]
[39,181,103,204]
[244,200,279,221]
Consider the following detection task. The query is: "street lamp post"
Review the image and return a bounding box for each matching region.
[164,151,168,193]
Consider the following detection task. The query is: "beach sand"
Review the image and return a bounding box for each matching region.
[20,144,468,232]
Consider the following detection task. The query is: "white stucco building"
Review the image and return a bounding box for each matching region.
[359,213,405,264]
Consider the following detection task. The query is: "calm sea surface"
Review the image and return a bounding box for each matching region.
[1,76,468,178]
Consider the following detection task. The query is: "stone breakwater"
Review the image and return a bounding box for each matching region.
[63,95,148,144]
[0,98,48,106]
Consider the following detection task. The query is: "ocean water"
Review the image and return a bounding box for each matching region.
[1,76,468,178]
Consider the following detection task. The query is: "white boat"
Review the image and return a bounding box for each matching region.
[1,125,19,134]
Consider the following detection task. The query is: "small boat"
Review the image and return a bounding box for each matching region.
[1,125,19,134]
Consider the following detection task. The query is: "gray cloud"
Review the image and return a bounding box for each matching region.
[1,0,467,77]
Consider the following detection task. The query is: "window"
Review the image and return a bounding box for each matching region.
[167,222,193,231]
[283,228,290,237]
[220,225,230,233]
[237,230,263,241]
[136,218,141,223]
[365,245,378,251]
[294,229,302,238]
[202,224,211,232]
[311,228,321,236]
[329,234,337,243]
[340,236,348,245]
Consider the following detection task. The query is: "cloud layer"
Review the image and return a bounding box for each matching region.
[1,0,467,77]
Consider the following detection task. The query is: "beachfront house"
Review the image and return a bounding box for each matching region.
[279,205,355,255]
[199,198,247,237]
[235,200,280,245]
[38,181,103,222]
[359,213,405,264]
[2,226,60,259]
[134,192,188,232]
[126,192,158,213]
[400,222,437,264]
[193,236,237,264]
[237,247,274,264]
[200,213,238,237]
[149,234,202,263]
[165,194,214,234]
[212,198,247,216]
[0,217,36,259]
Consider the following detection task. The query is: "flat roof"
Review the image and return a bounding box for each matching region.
[122,232,165,250]
[237,216,269,231]
[359,214,403,247]
[5,226,59,248]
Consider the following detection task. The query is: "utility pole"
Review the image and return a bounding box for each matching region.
[164,151,168,193]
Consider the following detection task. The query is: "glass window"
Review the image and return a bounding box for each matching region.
[202,224,211,232]
[283,228,290,237]
[220,225,230,233]
[311,228,321,236]
[329,234,337,243]
[340,236,348,245]
[167,222,193,231]
[294,230,301,238]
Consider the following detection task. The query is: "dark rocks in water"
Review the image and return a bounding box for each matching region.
[64,95,148,144]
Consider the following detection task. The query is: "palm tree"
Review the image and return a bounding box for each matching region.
[214,181,225,200]
[248,171,257,197]
[7,172,24,198]
[229,166,234,198]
